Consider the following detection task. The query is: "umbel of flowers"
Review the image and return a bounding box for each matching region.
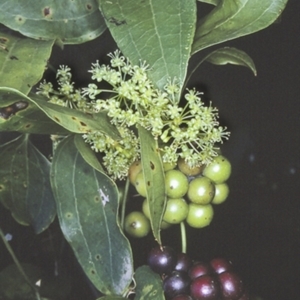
[37,50,230,179]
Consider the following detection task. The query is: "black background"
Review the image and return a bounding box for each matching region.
[1,1,299,299]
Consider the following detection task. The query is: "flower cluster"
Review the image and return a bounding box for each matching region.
[37,50,230,179]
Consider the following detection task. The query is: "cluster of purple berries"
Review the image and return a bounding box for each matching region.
[147,246,249,300]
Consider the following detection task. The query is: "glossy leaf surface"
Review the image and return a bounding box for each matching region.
[204,47,257,75]
[98,0,196,94]
[138,126,166,246]
[0,88,120,139]
[192,0,288,54]
[0,134,56,233]
[0,0,106,44]
[0,27,54,95]
[135,265,165,300]
[51,136,133,295]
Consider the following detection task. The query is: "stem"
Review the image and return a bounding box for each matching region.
[180,221,187,254]
[0,227,41,300]
[120,177,130,230]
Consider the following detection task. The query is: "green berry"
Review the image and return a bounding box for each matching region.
[165,169,189,198]
[124,211,150,238]
[212,183,229,205]
[129,160,143,184]
[203,155,231,184]
[163,161,177,171]
[186,203,214,228]
[187,176,215,204]
[134,171,147,197]
[163,198,189,224]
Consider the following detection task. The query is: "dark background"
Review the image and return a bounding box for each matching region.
[1,1,299,299]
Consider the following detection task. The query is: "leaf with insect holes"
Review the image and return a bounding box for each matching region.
[51,135,133,295]
[0,0,106,44]
[98,0,196,96]
[0,87,120,140]
[138,125,166,246]
[0,27,54,95]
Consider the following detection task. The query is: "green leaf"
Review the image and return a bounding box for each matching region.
[0,88,120,139]
[0,263,42,300]
[192,0,288,54]
[50,135,133,295]
[0,0,106,44]
[74,134,104,173]
[98,0,196,94]
[135,265,165,300]
[0,134,56,233]
[138,126,166,246]
[0,89,70,134]
[0,27,54,95]
[204,47,257,75]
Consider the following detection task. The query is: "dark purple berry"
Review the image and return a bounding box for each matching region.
[163,270,191,299]
[218,271,244,300]
[174,253,192,273]
[210,257,233,275]
[147,246,176,275]
[190,275,220,300]
[189,261,212,280]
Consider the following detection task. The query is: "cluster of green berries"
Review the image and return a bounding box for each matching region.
[124,154,231,238]
[37,50,229,180]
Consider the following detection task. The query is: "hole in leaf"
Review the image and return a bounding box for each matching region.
[147,181,151,186]
[25,124,32,129]
[15,15,25,24]
[94,196,100,203]
[66,212,73,219]
[90,269,96,275]
[86,3,93,10]
[10,55,18,60]
[150,161,155,170]
[80,121,87,126]
[54,117,60,123]
[43,7,51,17]
[95,254,101,260]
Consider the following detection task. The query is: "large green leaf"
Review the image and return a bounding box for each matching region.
[138,126,166,246]
[98,0,196,94]
[50,135,133,295]
[0,27,54,95]
[135,265,165,300]
[0,134,56,233]
[192,0,288,54]
[0,88,120,139]
[204,47,257,75]
[0,0,106,44]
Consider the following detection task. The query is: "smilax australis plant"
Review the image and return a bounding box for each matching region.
[0,1,288,300]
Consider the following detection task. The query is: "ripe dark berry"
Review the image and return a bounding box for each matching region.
[210,257,233,275]
[190,275,220,300]
[163,270,191,299]
[218,271,244,300]
[189,261,212,280]
[147,246,176,275]
[174,253,192,273]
